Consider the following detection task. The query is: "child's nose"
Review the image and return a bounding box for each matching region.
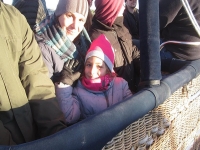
[91,66,97,75]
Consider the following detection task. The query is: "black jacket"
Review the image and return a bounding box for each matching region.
[123,6,139,39]
[13,0,49,29]
[160,0,200,60]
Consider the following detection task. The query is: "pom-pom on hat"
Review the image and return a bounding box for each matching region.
[55,0,88,19]
[85,34,115,72]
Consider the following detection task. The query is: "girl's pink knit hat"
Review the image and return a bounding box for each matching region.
[85,34,115,72]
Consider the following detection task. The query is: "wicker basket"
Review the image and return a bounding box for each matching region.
[102,75,200,150]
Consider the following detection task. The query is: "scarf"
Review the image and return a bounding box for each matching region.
[81,75,113,91]
[35,14,77,62]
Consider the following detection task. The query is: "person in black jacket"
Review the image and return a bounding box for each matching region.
[123,0,139,40]
[13,0,49,29]
[159,0,200,71]
[123,0,140,49]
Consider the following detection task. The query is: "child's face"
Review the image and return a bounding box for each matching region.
[84,56,109,79]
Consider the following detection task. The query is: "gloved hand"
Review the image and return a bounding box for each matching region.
[60,59,83,86]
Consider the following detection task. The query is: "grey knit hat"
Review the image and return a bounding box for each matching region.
[55,0,89,19]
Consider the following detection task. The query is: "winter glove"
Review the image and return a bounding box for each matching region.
[60,59,83,86]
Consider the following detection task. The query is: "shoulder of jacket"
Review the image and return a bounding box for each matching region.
[1,3,22,18]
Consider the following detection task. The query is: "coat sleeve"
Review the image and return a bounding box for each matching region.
[18,14,67,138]
[159,0,183,29]
[37,41,55,78]
[35,37,64,81]
[55,83,81,125]
[122,79,133,100]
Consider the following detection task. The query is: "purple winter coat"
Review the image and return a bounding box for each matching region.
[55,77,133,125]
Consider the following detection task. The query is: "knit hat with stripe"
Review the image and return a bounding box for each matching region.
[85,34,115,72]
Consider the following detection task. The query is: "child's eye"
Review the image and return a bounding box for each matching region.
[98,65,103,68]
[85,63,91,67]
[79,18,84,22]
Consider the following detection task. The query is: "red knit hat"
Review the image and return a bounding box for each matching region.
[85,34,115,72]
[95,0,124,27]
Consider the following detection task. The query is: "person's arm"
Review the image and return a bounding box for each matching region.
[37,42,56,78]
[159,0,183,29]
[122,79,133,99]
[55,83,81,125]
[36,40,64,82]
[18,14,66,138]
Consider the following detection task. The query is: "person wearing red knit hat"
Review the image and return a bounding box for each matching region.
[55,34,133,125]
[89,0,140,92]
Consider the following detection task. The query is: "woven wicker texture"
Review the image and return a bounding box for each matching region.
[102,75,200,150]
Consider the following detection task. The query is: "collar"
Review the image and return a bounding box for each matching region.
[113,16,124,27]
[92,16,114,31]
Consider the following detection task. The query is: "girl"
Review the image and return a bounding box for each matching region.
[55,34,133,125]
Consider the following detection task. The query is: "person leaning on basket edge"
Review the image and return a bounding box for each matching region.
[55,34,133,125]
[34,0,90,86]
[159,0,200,72]
[0,1,66,145]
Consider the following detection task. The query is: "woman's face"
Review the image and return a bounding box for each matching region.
[58,12,86,41]
[84,56,108,79]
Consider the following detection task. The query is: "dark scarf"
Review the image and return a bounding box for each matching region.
[35,14,77,62]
